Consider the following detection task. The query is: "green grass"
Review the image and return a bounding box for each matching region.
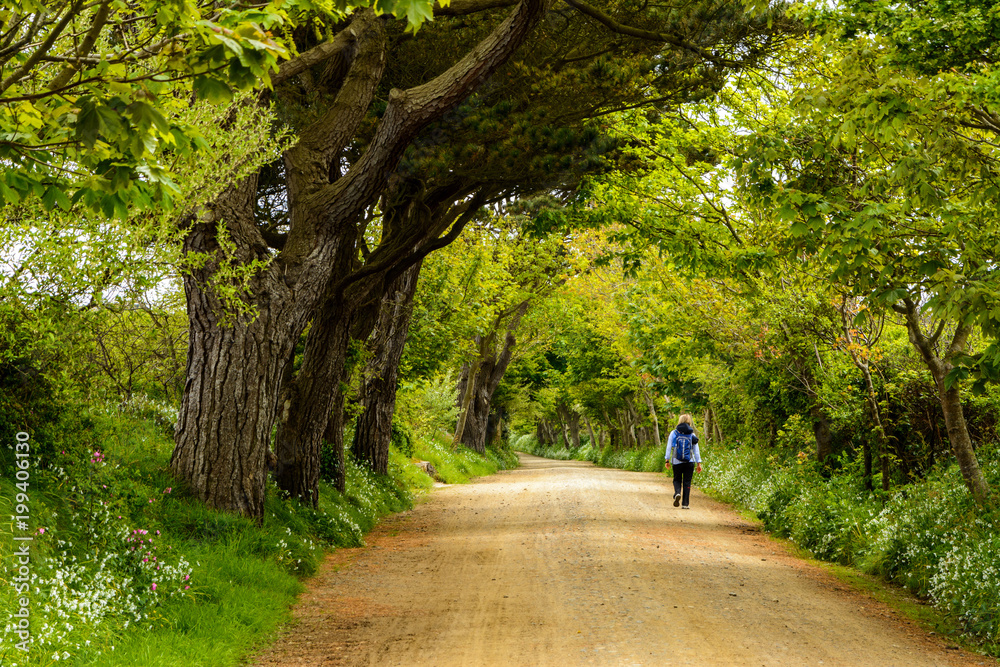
[515,433,666,473]
[0,404,515,666]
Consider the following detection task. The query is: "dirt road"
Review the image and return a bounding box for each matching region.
[253,454,990,666]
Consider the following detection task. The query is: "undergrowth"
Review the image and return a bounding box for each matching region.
[515,431,1000,655]
[0,405,514,666]
[698,442,1000,654]
[513,433,666,473]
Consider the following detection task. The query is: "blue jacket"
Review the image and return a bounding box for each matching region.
[665,423,701,465]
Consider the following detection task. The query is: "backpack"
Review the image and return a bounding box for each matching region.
[674,432,693,463]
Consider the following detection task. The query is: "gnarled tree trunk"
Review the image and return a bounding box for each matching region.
[171,177,309,518]
[458,300,530,453]
[273,295,354,504]
[171,0,546,517]
[352,259,423,474]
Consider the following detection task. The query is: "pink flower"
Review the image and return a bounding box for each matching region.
[36,528,45,535]
[163,487,172,494]
[184,585,190,590]
[150,583,157,592]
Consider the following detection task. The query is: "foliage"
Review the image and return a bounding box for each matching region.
[517,432,667,474]
[0,400,508,664]
[0,0,447,214]
[701,441,1000,649]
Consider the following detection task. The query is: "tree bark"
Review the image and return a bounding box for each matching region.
[895,298,991,505]
[171,0,546,517]
[459,300,529,452]
[567,410,581,449]
[535,421,548,445]
[170,176,305,519]
[453,356,482,448]
[352,259,423,474]
[274,296,354,505]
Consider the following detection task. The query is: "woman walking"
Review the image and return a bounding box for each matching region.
[664,414,702,509]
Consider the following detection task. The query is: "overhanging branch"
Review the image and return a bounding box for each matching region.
[562,0,740,68]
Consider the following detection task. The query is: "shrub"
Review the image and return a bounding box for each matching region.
[0,402,513,665]
[700,438,1000,651]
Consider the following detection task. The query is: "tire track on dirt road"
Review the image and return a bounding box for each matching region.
[253,453,990,666]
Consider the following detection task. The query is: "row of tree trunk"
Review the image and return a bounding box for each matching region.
[533,397,725,452]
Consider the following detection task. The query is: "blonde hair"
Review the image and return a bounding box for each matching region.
[677,413,694,429]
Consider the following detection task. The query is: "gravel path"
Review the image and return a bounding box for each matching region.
[252,453,990,666]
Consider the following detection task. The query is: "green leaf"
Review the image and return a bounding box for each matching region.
[192,76,233,104]
[41,185,71,211]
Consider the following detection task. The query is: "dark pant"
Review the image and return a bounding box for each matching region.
[672,462,695,506]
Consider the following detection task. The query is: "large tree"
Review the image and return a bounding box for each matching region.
[168,0,794,516]
[736,16,1000,503]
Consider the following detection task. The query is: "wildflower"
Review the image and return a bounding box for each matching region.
[150,583,157,592]
[163,487,172,494]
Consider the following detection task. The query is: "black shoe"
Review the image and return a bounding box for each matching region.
[673,493,681,507]
[681,505,690,509]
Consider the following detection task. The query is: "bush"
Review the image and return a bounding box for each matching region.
[700,438,1000,650]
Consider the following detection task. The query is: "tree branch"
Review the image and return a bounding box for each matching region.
[434,0,519,16]
[271,27,358,87]
[561,0,739,67]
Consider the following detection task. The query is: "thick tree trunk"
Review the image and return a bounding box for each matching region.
[459,300,529,453]
[485,406,506,447]
[170,0,546,517]
[274,296,353,506]
[543,421,557,445]
[453,357,482,448]
[325,385,348,492]
[567,411,581,449]
[897,299,991,505]
[535,421,548,445]
[170,178,306,519]
[460,356,502,453]
[171,301,296,517]
[352,260,423,474]
[627,400,641,448]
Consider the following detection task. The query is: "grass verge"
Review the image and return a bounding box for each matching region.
[0,405,516,666]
